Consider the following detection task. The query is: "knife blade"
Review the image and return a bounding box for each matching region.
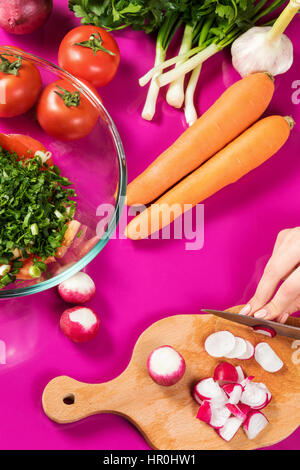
[201,308,300,340]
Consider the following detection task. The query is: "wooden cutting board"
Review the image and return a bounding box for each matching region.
[42,307,300,450]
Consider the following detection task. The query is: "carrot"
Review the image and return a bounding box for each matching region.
[126,72,275,206]
[125,115,294,240]
[56,220,81,259]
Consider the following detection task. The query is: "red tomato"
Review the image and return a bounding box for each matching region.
[36,79,100,141]
[0,133,53,166]
[58,26,120,87]
[0,54,42,117]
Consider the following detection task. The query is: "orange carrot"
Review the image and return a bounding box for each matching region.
[56,220,81,259]
[0,133,53,165]
[126,73,275,206]
[125,116,293,240]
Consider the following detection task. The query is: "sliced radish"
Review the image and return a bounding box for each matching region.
[194,378,227,404]
[240,382,268,409]
[254,342,283,373]
[58,271,96,304]
[197,400,231,429]
[243,410,269,439]
[193,389,203,405]
[147,346,186,386]
[252,325,276,338]
[222,383,243,404]
[226,403,250,422]
[236,339,254,360]
[225,336,247,359]
[236,365,246,382]
[255,382,272,405]
[204,331,236,358]
[60,306,100,343]
[217,417,243,441]
[240,375,254,389]
[213,361,239,385]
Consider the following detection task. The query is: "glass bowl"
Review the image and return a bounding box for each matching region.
[0,46,126,299]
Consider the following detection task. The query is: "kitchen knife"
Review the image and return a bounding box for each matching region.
[201,308,300,340]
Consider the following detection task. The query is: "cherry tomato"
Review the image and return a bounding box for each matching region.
[37,79,100,141]
[58,26,120,87]
[0,53,42,117]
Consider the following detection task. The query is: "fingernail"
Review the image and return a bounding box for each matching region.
[254,309,267,319]
[239,304,251,315]
[279,313,289,324]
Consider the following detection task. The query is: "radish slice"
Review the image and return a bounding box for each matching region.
[60,306,100,343]
[213,361,239,385]
[58,271,96,304]
[254,342,283,373]
[197,400,231,428]
[256,382,272,404]
[194,378,227,404]
[252,325,276,338]
[204,331,236,358]
[240,382,268,409]
[236,339,254,360]
[217,417,243,441]
[225,336,247,359]
[236,365,246,382]
[243,410,269,439]
[226,403,250,422]
[222,383,243,404]
[193,390,203,405]
[147,346,186,386]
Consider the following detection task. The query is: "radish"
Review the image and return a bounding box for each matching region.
[217,417,243,441]
[197,400,231,428]
[252,325,276,338]
[0,1,52,35]
[236,339,254,360]
[204,331,236,358]
[225,336,247,359]
[60,306,100,343]
[254,342,283,373]
[58,271,96,304]
[236,366,246,382]
[226,403,250,422]
[242,410,269,439]
[193,389,203,405]
[147,346,186,386]
[256,382,272,404]
[240,382,268,409]
[213,362,239,385]
[222,383,243,404]
[193,378,227,404]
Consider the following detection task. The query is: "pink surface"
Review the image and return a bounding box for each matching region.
[0,0,299,450]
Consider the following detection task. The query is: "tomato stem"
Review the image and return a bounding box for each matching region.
[54,85,80,107]
[0,55,22,76]
[74,33,116,56]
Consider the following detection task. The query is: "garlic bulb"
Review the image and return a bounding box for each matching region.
[231,0,299,77]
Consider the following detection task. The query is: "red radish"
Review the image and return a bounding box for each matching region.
[222,383,243,404]
[240,382,268,409]
[225,336,247,359]
[0,1,52,35]
[252,325,276,338]
[236,365,246,382]
[226,403,250,422]
[193,378,227,404]
[147,346,186,386]
[237,339,254,360]
[193,389,203,405]
[254,342,283,373]
[197,400,231,428]
[217,417,243,441]
[204,331,236,358]
[213,362,239,385]
[256,382,272,404]
[58,271,96,304]
[60,306,100,343]
[243,410,269,439]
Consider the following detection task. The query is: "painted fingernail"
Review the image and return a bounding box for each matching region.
[254,309,267,319]
[239,304,251,315]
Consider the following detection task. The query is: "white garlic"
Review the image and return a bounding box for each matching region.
[231,26,293,77]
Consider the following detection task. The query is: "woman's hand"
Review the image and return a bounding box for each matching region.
[240,228,300,323]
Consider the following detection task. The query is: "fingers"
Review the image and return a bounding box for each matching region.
[251,266,300,321]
